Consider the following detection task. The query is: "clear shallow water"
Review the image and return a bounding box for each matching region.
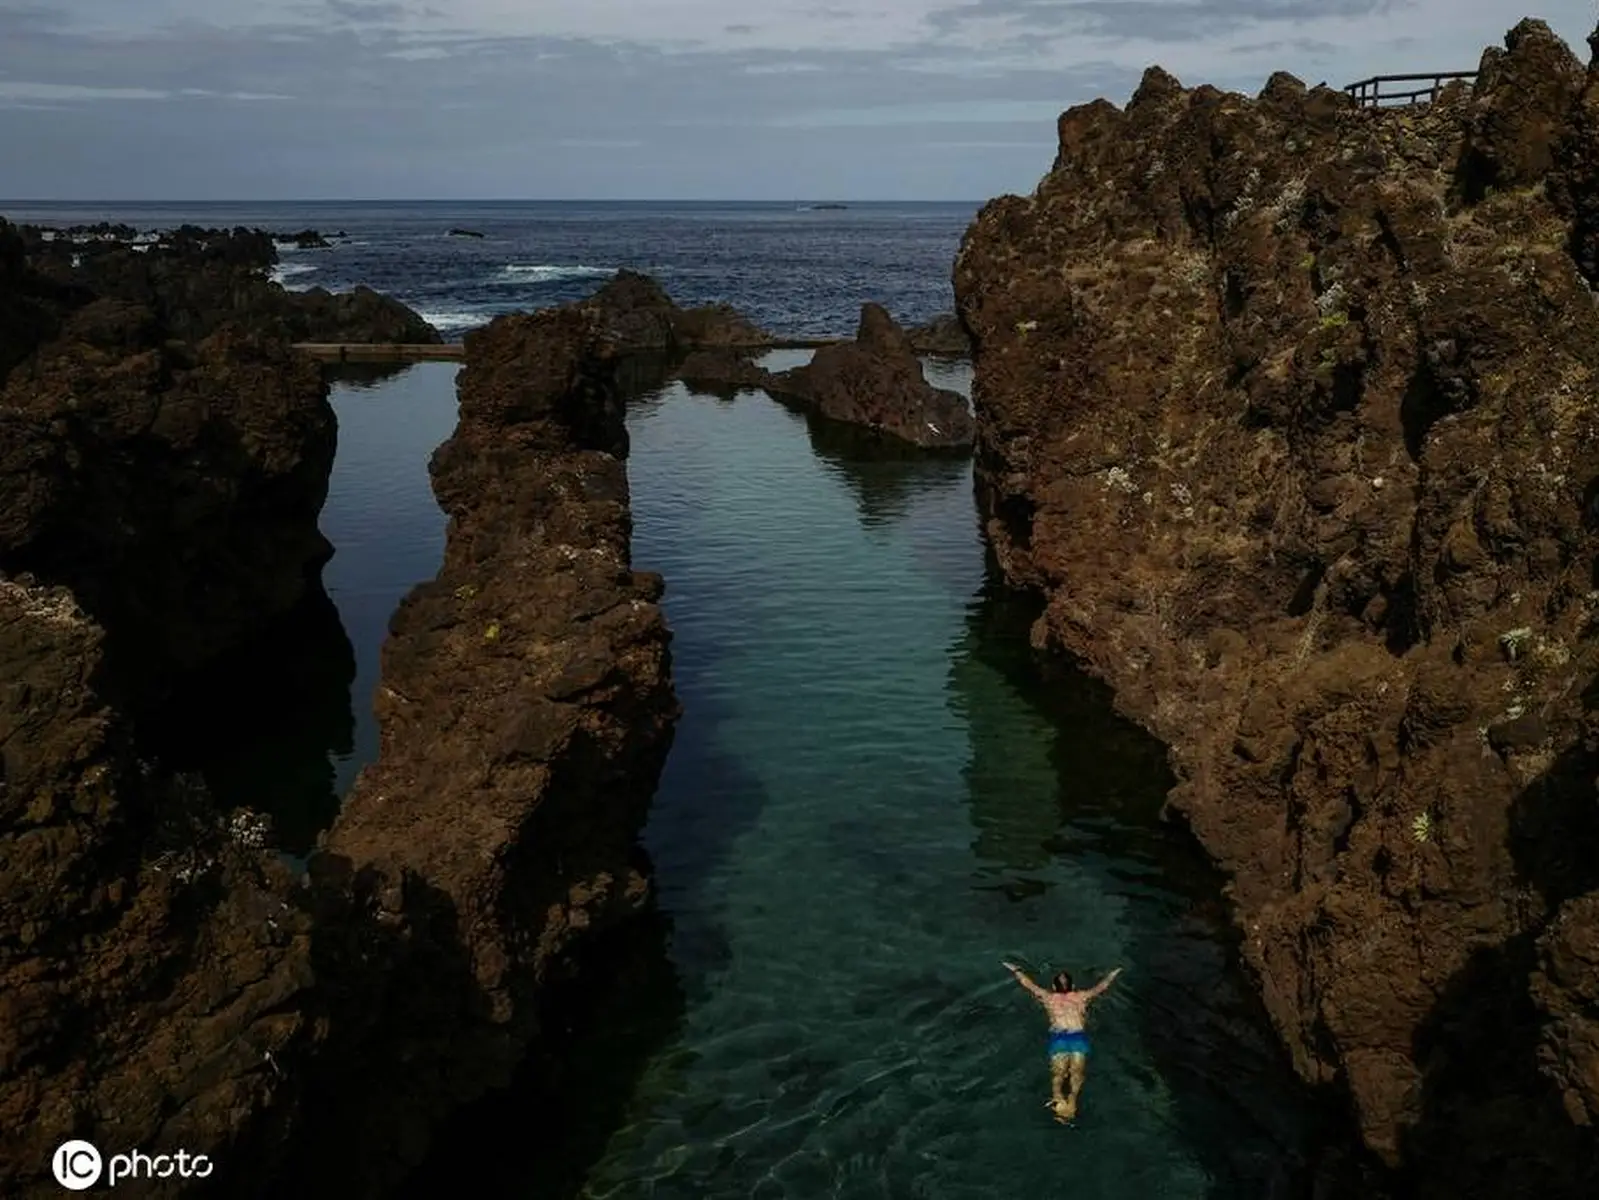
[598,385,1192,1197]
[318,362,461,795]
[535,380,1327,1199]
[1,200,974,340]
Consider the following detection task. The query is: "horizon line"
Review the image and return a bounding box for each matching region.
[0,197,987,205]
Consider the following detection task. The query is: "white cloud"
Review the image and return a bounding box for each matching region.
[0,81,169,101]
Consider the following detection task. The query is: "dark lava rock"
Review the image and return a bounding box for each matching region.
[289,284,438,343]
[0,298,336,684]
[954,17,1599,1196]
[284,306,678,1195]
[275,229,333,249]
[907,311,972,355]
[17,220,439,345]
[765,302,973,450]
[0,304,677,1199]
[673,349,772,396]
[578,269,771,353]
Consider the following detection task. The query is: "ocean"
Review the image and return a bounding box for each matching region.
[2,199,980,340]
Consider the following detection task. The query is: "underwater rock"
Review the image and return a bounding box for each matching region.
[954,18,1599,1197]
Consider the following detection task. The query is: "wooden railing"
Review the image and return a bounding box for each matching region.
[1343,71,1477,108]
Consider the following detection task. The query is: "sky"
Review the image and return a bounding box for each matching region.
[0,1,1594,200]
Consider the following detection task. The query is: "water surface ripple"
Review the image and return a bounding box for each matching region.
[562,379,1328,1198]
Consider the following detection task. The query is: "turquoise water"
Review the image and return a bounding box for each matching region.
[542,375,1328,1197]
[164,358,1332,1192]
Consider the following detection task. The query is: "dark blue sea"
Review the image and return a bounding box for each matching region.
[3,200,977,340]
[7,199,1344,1196]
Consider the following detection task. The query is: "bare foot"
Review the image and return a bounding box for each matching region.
[1047,1098,1073,1124]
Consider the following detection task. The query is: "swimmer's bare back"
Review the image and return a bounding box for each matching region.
[1002,962,1122,1028]
[1002,961,1123,1122]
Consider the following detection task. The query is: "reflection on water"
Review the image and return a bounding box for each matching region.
[147,362,461,852]
[319,362,461,793]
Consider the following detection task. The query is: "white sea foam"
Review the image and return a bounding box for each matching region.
[269,262,317,290]
[415,309,489,334]
[495,264,613,284]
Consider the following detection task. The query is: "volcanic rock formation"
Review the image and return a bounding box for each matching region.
[672,348,771,396]
[954,18,1599,1198]
[0,254,676,1194]
[0,221,337,1194]
[908,311,972,355]
[0,229,336,688]
[765,302,974,449]
[578,268,772,353]
[280,306,679,1194]
[15,220,439,345]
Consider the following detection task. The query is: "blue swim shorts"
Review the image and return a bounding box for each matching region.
[1048,1030,1089,1058]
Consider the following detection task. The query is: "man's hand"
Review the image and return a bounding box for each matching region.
[1002,961,1021,973]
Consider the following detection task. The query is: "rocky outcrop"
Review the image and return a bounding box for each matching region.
[286,285,439,344]
[280,307,678,1193]
[0,220,85,379]
[0,230,337,1194]
[275,230,334,249]
[15,220,440,345]
[672,348,770,396]
[0,303,677,1197]
[954,18,1599,1197]
[765,303,974,449]
[579,269,771,353]
[0,297,336,686]
[0,580,318,1198]
[908,311,972,355]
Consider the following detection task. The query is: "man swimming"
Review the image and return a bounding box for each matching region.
[1002,960,1123,1123]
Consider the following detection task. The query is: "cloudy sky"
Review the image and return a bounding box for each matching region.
[0,1,1593,200]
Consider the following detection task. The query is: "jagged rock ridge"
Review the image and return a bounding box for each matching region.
[955,18,1599,1197]
[0,245,676,1194]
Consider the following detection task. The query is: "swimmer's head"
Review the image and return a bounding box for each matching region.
[1051,971,1073,993]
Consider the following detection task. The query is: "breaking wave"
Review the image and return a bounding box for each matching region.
[493,264,614,284]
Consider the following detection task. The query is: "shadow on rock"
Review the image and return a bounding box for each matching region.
[951,581,1381,1199]
[392,900,685,1200]
[136,580,357,858]
[1397,730,1599,1200]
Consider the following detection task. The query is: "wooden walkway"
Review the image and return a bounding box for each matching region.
[293,337,845,364]
[1343,70,1477,108]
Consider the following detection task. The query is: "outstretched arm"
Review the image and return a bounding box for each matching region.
[1084,967,1123,999]
[1002,961,1049,1000]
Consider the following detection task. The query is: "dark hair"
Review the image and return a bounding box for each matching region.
[1051,971,1073,993]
